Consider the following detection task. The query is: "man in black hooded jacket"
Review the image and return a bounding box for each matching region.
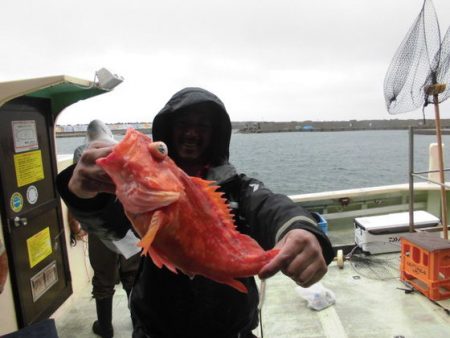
[57,87,334,338]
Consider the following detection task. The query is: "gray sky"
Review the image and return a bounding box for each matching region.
[2,0,450,124]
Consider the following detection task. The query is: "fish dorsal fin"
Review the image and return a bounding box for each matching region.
[190,176,236,230]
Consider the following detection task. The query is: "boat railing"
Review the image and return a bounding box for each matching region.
[409,126,450,238]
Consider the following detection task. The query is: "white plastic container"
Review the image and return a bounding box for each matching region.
[354,211,440,254]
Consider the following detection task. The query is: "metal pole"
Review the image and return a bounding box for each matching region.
[433,94,448,239]
[409,127,415,232]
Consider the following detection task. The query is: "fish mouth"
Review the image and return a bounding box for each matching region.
[119,187,180,214]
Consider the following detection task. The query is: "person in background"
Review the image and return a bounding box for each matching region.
[57,88,334,338]
[67,211,87,246]
[68,120,141,338]
[0,238,8,294]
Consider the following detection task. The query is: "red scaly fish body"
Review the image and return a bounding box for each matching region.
[97,128,278,292]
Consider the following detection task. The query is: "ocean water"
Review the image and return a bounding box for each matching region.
[55,130,450,195]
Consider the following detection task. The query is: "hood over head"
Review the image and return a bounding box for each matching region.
[152,87,232,166]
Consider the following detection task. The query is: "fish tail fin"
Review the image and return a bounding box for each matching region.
[236,247,280,277]
[255,248,280,268]
[266,248,280,260]
[236,233,280,261]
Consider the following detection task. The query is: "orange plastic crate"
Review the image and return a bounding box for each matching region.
[400,232,450,301]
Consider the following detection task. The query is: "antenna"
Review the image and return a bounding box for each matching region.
[95,68,124,91]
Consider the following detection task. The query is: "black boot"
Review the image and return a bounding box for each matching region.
[92,297,114,338]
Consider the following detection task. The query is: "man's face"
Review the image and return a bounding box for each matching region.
[171,110,213,163]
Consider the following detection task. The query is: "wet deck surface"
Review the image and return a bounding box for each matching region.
[262,254,450,338]
[52,253,450,338]
[53,284,132,338]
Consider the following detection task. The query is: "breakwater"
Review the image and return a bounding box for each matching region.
[55,119,450,137]
[235,119,450,133]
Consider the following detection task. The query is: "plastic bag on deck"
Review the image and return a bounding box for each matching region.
[295,282,336,311]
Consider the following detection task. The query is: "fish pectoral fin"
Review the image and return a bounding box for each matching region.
[138,211,179,274]
[125,210,154,238]
[138,210,166,255]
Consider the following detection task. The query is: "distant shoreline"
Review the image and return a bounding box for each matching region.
[55,128,152,138]
[233,119,450,134]
[56,127,450,137]
[236,128,450,134]
[55,119,450,137]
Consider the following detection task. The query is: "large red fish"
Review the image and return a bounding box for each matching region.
[96,128,279,293]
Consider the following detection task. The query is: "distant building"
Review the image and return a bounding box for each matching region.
[303,125,314,131]
[55,122,152,133]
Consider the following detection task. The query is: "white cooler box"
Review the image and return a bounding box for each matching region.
[354,211,440,254]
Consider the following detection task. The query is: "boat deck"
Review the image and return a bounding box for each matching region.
[53,283,132,338]
[262,255,450,338]
[52,252,450,338]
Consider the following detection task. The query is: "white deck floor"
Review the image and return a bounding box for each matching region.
[53,283,132,338]
[52,253,450,338]
[262,256,450,338]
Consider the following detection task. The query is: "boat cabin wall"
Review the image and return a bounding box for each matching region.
[0,216,18,333]
[49,158,94,318]
[0,157,93,336]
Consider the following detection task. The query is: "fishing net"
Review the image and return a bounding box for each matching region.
[384,0,450,239]
[384,0,450,114]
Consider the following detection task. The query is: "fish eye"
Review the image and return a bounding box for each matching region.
[149,141,168,160]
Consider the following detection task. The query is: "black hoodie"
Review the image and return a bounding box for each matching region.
[152,87,232,166]
[56,87,334,338]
